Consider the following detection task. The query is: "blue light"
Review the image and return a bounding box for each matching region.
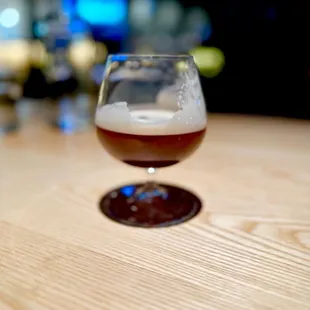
[77,0,126,26]
[120,185,136,197]
[34,22,49,37]
[62,0,75,17]
[0,8,20,28]
[111,54,128,62]
[70,19,88,33]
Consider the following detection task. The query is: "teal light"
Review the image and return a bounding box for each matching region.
[77,0,126,26]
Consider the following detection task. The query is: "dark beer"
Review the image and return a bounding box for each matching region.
[96,126,206,168]
[96,108,206,168]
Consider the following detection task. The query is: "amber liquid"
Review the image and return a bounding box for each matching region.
[96,126,206,168]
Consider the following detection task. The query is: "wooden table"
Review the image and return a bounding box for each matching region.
[0,113,310,310]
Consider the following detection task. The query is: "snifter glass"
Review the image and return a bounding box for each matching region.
[95,54,207,227]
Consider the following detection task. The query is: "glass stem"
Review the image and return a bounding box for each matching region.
[145,167,157,188]
[134,168,167,200]
[133,168,168,202]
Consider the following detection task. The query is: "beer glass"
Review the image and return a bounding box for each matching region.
[96,54,207,227]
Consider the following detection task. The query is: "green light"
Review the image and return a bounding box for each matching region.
[190,46,225,77]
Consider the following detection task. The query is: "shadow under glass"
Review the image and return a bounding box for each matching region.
[99,183,202,228]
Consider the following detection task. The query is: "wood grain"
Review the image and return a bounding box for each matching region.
[0,112,310,310]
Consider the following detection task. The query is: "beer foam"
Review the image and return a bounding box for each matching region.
[95,102,206,135]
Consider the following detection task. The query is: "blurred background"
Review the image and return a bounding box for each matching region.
[0,0,309,135]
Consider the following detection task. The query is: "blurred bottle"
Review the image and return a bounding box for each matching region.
[44,14,94,134]
[0,67,20,134]
[18,40,49,131]
[23,65,48,99]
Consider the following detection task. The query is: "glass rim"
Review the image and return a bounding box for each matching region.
[107,54,194,60]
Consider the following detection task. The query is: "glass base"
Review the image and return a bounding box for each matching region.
[99,183,202,228]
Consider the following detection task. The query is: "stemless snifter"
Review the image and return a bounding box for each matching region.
[95,54,207,227]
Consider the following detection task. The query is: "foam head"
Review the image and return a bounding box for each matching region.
[95,101,207,135]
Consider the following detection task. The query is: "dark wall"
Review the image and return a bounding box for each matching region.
[189,0,309,119]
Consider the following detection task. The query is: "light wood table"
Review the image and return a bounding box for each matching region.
[0,114,310,310]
